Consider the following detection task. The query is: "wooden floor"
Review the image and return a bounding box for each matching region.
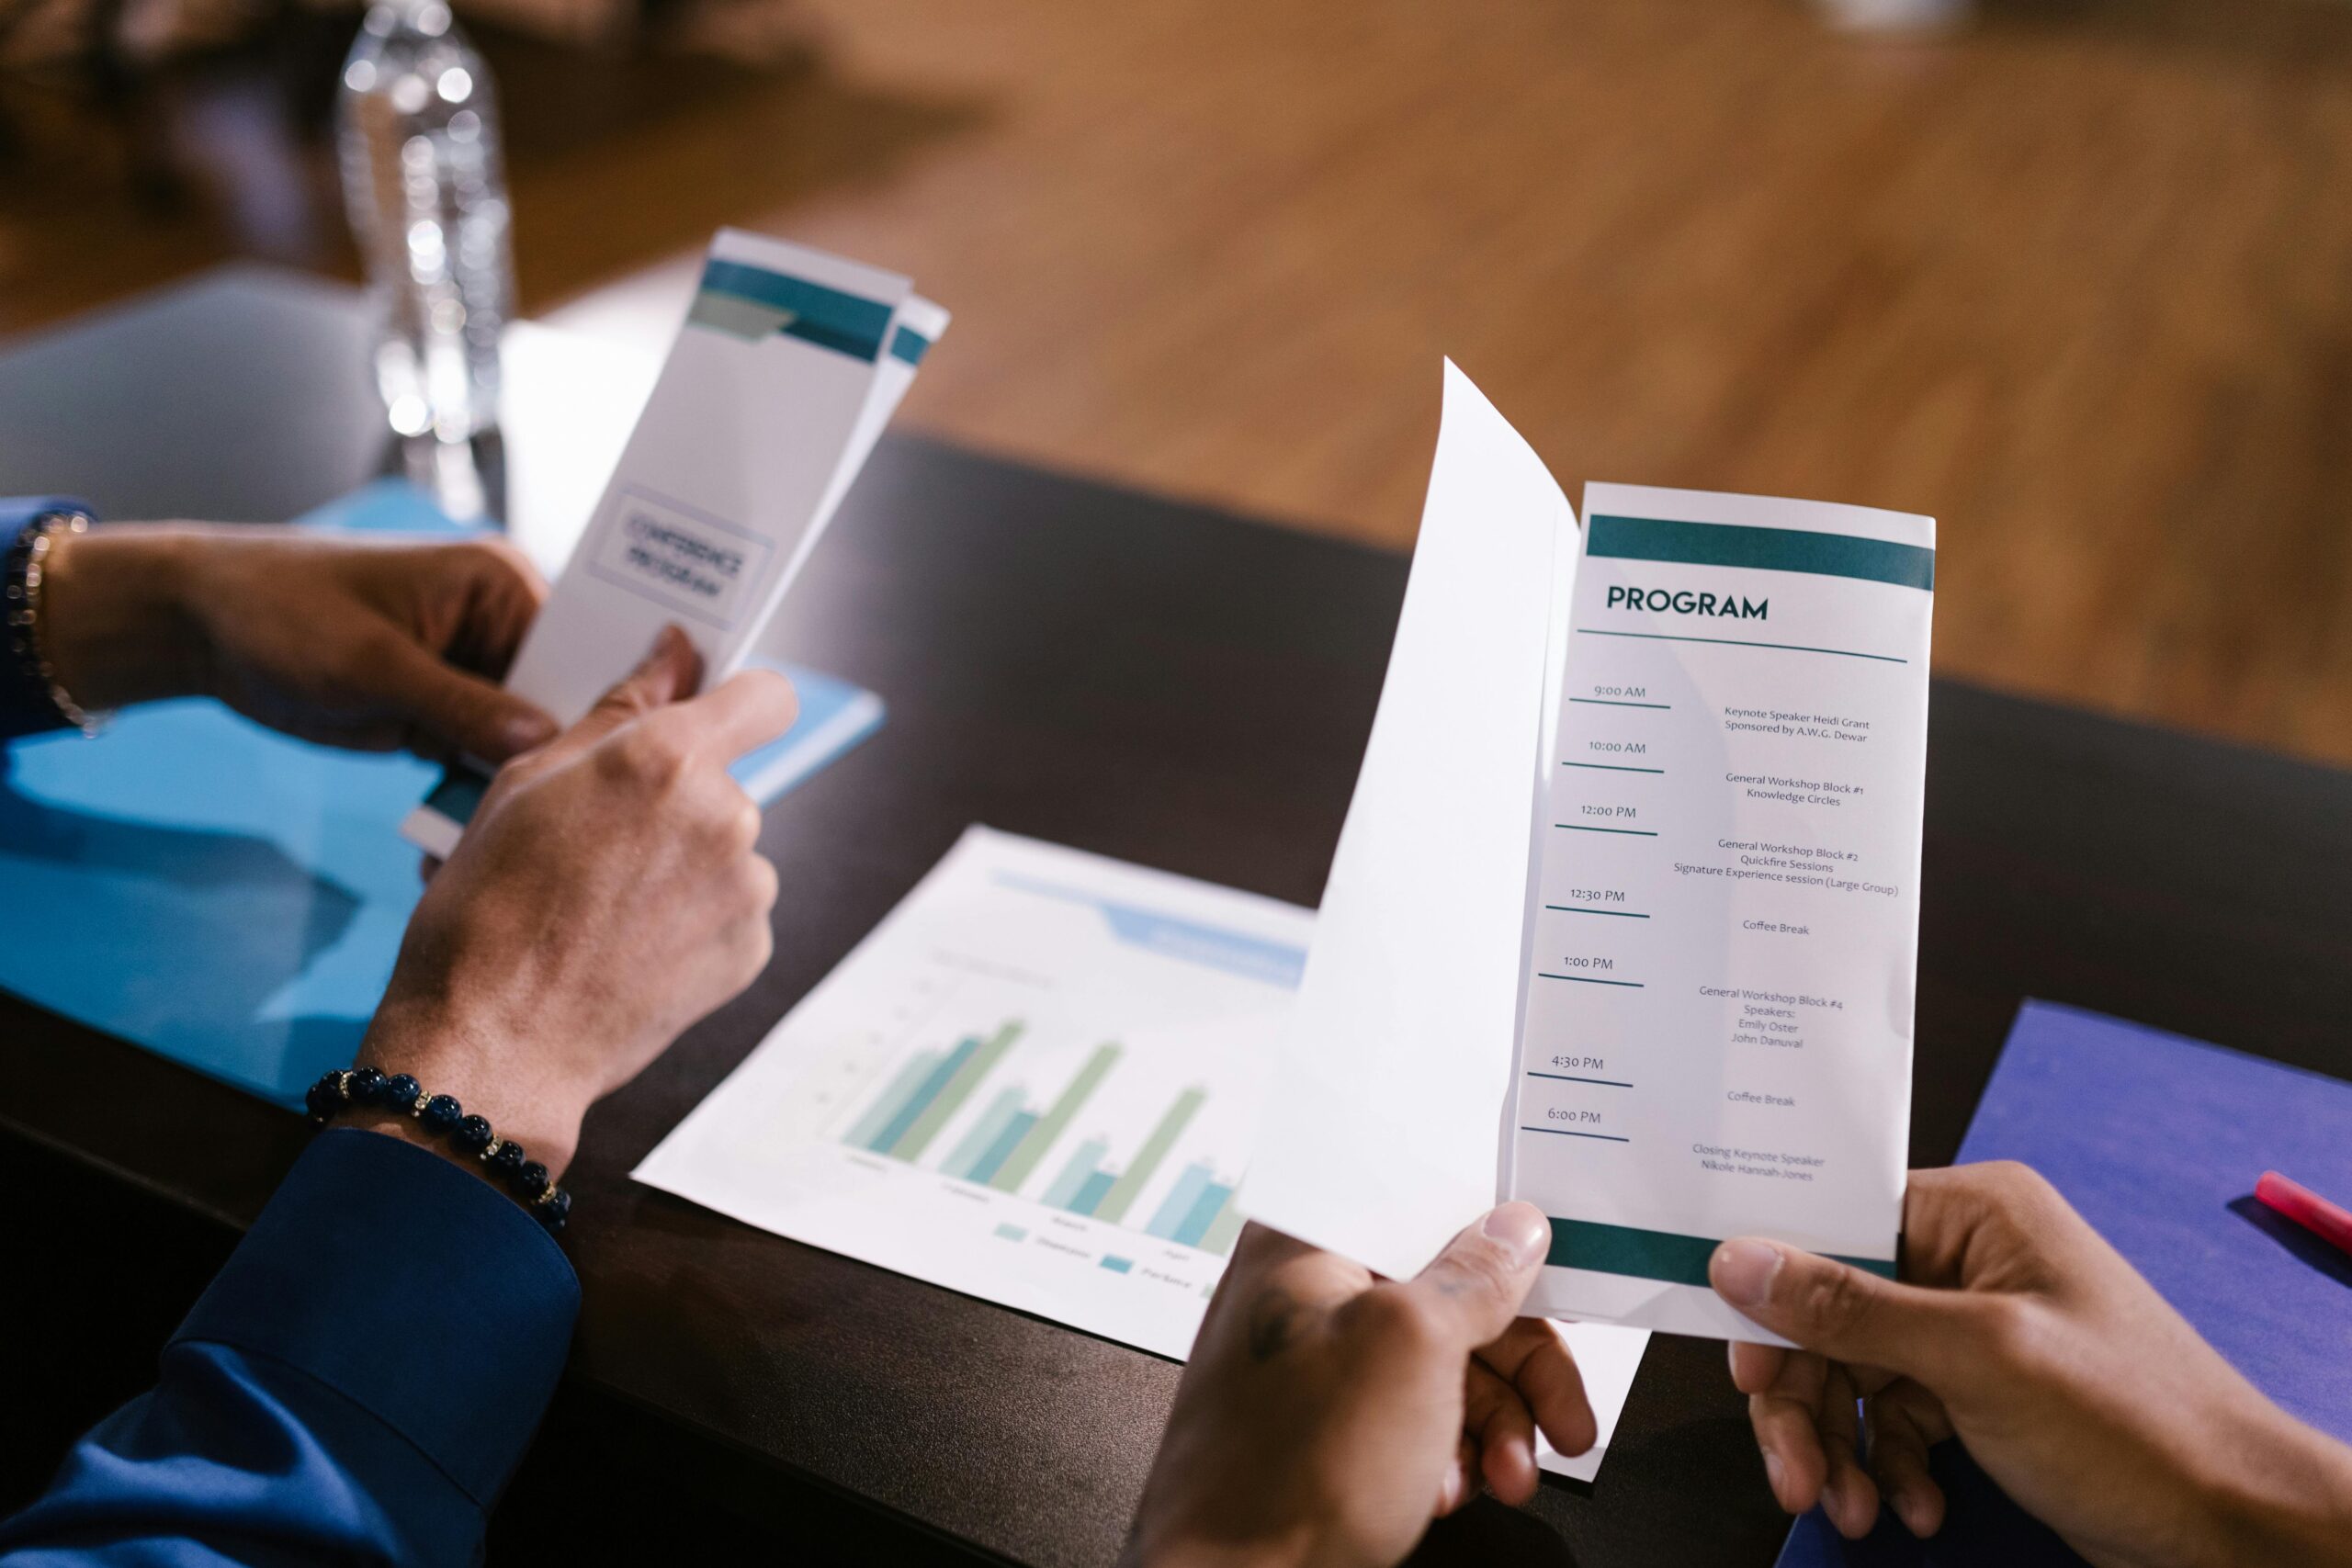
[6,0,2352,764]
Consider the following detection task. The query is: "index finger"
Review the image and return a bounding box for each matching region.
[1476,1317,1596,1457]
[668,666,800,761]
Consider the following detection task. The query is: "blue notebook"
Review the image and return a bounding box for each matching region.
[0,481,883,1108]
[1778,1001,2352,1565]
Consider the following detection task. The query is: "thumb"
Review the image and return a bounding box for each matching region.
[374,632,557,761]
[1710,1239,1979,1381]
[1399,1202,1552,1350]
[542,626,702,759]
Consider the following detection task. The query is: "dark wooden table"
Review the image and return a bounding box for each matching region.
[5,268,2350,1567]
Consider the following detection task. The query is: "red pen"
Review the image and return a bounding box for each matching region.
[2255,1170,2352,1258]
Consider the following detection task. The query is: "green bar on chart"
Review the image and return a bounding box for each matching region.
[989,1043,1121,1194]
[1093,1087,1205,1224]
[1041,1138,1108,1210]
[1197,1194,1246,1257]
[888,1021,1023,1162]
[845,1050,941,1148]
[943,1087,1027,1180]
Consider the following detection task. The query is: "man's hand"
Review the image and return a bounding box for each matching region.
[350,626,796,1180]
[40,523,556,762]
[1125,1205,1596,1568]
[1713,1161,2352,1568]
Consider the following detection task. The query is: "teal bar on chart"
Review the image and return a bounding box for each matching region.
[845,1051,941,1148]
[968,1110,1038,1186]
[1069,1168,1117,1216]
[868,1035,978,1154]
[1041,1138,1108,1210]
[944,1088,1027,1179]
[1099,1256,1134,1274]
[1171,1180,1235,1247]
[1147,1161,1216,1239]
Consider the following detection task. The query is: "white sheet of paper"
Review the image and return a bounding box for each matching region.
[1537,1320,1650,1482]
[634,827,1316,1361]
[1240,360,1578,1282]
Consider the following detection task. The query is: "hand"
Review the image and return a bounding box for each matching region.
[40,523,556,762]
[1125,1205,1597,1568]
[1711,1161,2352,1568]
[351,626,797,1180]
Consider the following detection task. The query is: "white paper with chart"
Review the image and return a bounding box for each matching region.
[635,828,1311,1361]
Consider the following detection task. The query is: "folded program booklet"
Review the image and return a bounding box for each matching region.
[1244,363,1933,1341]
[403,229,946,856]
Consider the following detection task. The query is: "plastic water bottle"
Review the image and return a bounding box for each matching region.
[337,0,513,442]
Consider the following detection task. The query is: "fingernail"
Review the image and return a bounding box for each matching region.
[1482,1201,1550,1268]
[1763,1450,1787,1504]
[1711,1238,1783,1308]
[1819,1474,1841,1517]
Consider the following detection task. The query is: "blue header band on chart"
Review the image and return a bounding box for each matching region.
[1588,514,1935,592]
[991,874,1307,989]
[694,258,897,362]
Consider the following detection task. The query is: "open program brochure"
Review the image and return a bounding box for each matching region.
[1245,363,1933,1341]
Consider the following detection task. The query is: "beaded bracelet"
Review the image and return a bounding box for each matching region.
[307,1066,572,1233]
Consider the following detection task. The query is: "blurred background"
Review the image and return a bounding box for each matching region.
[4,0,2347,764]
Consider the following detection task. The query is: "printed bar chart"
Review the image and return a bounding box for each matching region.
[843,1022,1246,1256]
[633,828,1317,1359]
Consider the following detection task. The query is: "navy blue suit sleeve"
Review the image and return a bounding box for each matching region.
[0,1129,580,1567]
[2,497,98,743]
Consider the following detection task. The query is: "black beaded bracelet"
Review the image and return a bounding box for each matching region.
[307,1066,572,1233]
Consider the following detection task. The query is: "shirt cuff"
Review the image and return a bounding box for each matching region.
[172,1126,582,1506]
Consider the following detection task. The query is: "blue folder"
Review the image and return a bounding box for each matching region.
[1778,1000,2352,1566]
[0,481,883,1109]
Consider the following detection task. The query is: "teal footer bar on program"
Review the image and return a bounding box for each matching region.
[1545,1217,1896,1285]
